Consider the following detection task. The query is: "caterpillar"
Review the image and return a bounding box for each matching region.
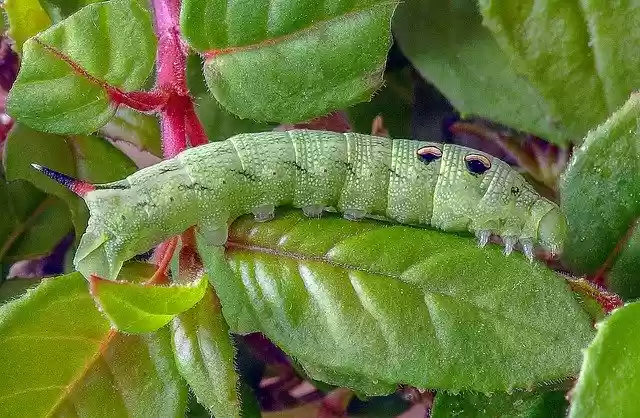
[34,129,566,281]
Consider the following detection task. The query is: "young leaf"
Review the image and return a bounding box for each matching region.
[0,273,188,416]
[569,302,640,417]
[7,0,156,134]
[181,0,399,123]
[172,286,242,417]
[560,93,640,297]
[5,0,52,52]
[432,390,568,417]
[201,209,595,395]
[478,0,640,141]
[393,0,566,145]
[89,275,209,333]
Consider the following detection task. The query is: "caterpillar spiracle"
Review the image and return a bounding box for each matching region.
[34,129,567,281]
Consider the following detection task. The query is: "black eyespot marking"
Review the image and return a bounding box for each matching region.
[464,154,491,175]
[417,146,442,164]
[511,186,520,196]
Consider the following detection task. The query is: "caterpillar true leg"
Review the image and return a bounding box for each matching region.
[503,236,518,256]
[476,230,491,248]
[520,238,535,261]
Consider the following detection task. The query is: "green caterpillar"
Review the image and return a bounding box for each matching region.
[35,129,566,281]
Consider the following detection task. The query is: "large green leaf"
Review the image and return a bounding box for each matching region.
[0,273,188,416]
[172,286,241,417]
[5,0,52,52]
[185,54,275,142]
[201,209,594,395]
[559,94,640,298]
[432,390,568,417]
[181,0,399,123]
[478,0,640,141]
[393,0,565,145]
[90,275,208,333]
[7,0,156,134]
[4,123,138,236]
[569,302,640,417]
[0,177,71,264]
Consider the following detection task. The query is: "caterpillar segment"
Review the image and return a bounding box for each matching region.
[33,129,567,281]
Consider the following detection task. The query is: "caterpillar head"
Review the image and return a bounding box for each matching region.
[537,205,567,256]
[31,165,141,280]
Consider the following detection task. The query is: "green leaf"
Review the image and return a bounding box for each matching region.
[181,0,399,123]
[172,286,241,417]
[100,107,163,156]
[38,0,103,22]
[4,123,138,236]
[432,390,568,417]
[90,275,209,333]
[393,0,566,145]
[5,0,52,52]
[201,209,594,395]
[7,0,156,134]
[0,273,188,416]
[345,67,413,138]
[0,277,43,303]
[478,0,640,141]
[559,94,640,297]
[0,177,72,263]
[186,54,276,142]
[569,302,640,417]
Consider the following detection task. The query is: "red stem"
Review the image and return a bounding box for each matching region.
[150,0,208,156]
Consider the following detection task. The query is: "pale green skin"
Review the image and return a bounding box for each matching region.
[75,130,566,280]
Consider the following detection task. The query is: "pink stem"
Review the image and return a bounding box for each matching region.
[150,0,207,155]
[184,101,209,147]
[161,96,188,157]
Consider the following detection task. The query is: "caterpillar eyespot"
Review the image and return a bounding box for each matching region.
[417,146,442,164]
[464,154,492,175]
[32,130,567,281]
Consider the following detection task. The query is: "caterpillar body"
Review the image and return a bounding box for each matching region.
[35,129,566,281]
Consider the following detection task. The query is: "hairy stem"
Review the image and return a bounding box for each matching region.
[150,0,207,157]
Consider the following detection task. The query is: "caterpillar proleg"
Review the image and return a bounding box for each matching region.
[34,130,566,280]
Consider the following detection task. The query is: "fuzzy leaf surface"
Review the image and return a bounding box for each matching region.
[90,275,209,333]
[393,0,565,144]
[478,0,640,141]
[172,285,241,417]
[7,0,156,134]
[202,209,594,395]
[185,54,275,142]
[569,302,640,417]
[432,390,568,417]
[559,94,640,298]
[181,0,398,123]
[0,273,188,416]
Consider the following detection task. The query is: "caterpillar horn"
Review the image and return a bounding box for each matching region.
[31,164,96,197]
